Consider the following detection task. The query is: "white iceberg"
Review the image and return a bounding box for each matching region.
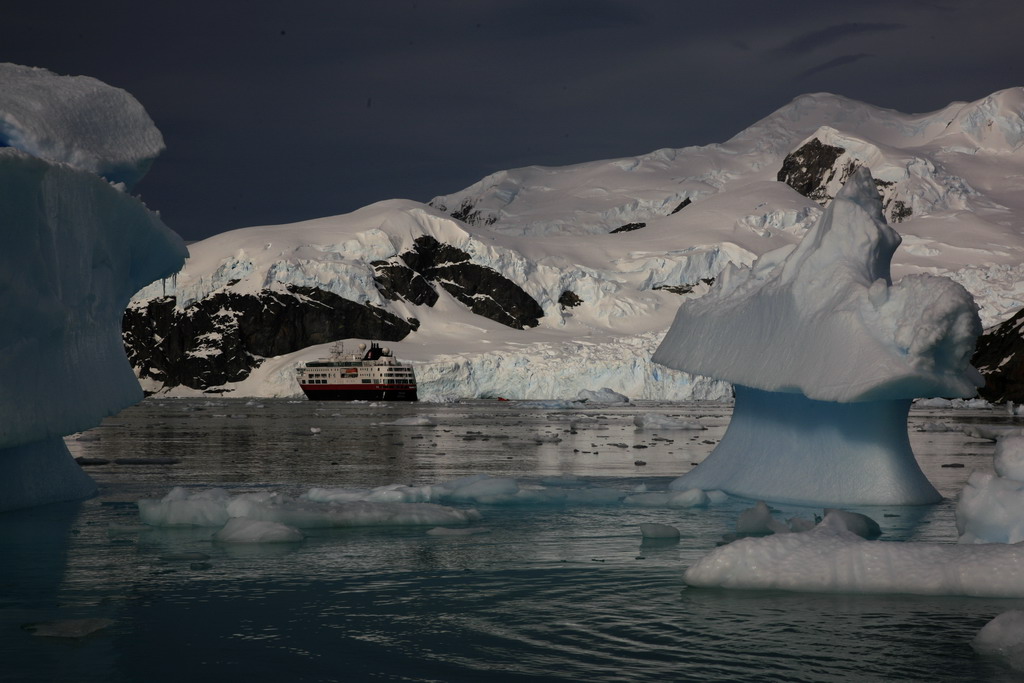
[0,66,187,512]
[653,167,982,506]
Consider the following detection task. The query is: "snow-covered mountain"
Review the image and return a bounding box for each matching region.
[125,88,1024,401]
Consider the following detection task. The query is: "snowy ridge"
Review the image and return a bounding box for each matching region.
[128,88,1024,400]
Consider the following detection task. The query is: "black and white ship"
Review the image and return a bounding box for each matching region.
[296,342,417,401]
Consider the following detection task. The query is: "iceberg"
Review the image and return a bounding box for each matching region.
[653,167,983,506]
[956,435,1024,544]
[683,512,1024,597]
[0,65,187,512]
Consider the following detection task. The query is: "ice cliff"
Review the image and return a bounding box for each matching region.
[0,65,186,511]
[653,167,983,506]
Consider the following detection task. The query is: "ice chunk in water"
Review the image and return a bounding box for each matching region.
[213,518,304,543]
[137,487,231,527]
[639,523,680,539]
[972,611,1024,672]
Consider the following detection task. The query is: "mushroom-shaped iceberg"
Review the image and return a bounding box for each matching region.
[652,167,982,505]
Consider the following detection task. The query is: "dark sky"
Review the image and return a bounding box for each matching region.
[6,0,1022,241]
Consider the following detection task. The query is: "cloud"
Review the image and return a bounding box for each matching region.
[798,54,872,79]
[775,23,906,58]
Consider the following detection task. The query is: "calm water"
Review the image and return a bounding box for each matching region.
[3,399,1023,682]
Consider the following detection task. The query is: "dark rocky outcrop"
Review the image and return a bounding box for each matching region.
[122,286,414,391]
[398,235,543,329]
[611,222,647,234]
[371,260,439,306]
[653,278,715,295]
[972,309,1024,403]
[669,198,691,214]
[558,290,583,309]
[777,138,848,202]
[778,138,913,223]
[125,234,544,391]
[433,198,497,226]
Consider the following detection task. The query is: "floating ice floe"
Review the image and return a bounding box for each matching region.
[962,424,1024,441]
[138,486,480,529]
[138,487,231,527]
[305,474,728,509]
[633,414,705,431]
[913,397,993,410]
[684,512,1024,597]
[577,387,630,403]
[383,416,436,426]
[916,421,961,433]
[639,523,680,540]
[25,618,115,639]
[212,518,304,543]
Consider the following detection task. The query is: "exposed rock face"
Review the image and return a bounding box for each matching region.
[777,138,847,202]
[371,260,439,306]
[123,285,414,390]
[396,235,543,329]
[432,198,497,226]
[669,198,691,214]
[124,233,545,391]
[558,290,583,309]
[973,309,1024,403]
[611,222,647,233]
[778,137,914,223]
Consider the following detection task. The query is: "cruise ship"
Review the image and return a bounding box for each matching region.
[296,342,417,401]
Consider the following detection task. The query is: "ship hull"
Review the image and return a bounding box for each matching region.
[301,386,417,401]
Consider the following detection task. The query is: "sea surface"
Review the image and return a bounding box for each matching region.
[3,398,1023,682]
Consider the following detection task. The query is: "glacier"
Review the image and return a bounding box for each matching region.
[123,88,1024,402]
[653,168,983,506]
[0,65,186,511]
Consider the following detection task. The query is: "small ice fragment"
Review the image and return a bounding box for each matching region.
[26,618,114,638]
[577,387,629,403]
[736,501,789,535]
[669,489,709,508]
[389,416,436,426]
[310,427,321,434]
[706,490,730,505]
[972,610,1024,672]
[426,527,491,536]
[995,436,1024,482]
[633,414,705,431]
[822,509,881,539]
[639,523,680,539]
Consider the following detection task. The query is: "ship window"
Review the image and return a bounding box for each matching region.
[362,379,371,384]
